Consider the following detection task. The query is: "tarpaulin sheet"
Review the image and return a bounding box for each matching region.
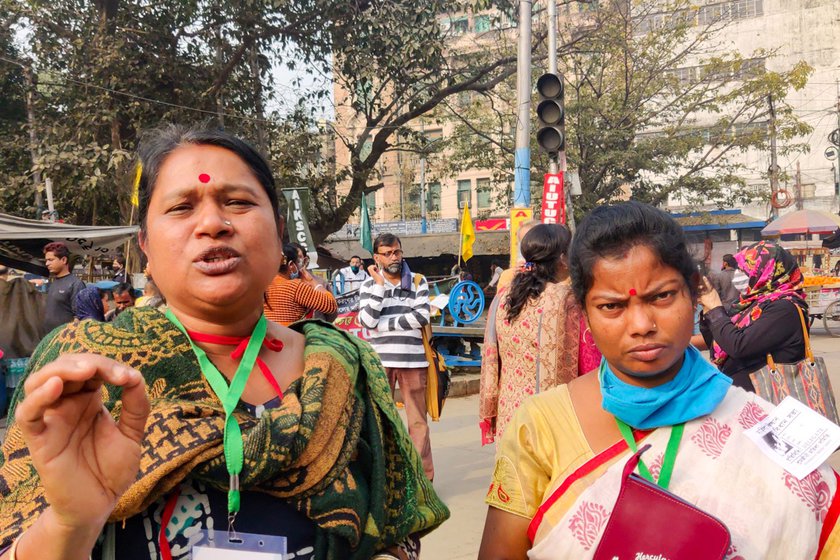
[0,212,138,276]
[0,278,46,358]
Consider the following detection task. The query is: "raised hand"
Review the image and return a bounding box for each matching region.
[698,276,723,313]
[14,354,150,532]
[367,264,384,286]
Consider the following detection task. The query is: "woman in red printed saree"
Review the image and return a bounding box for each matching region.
[478,202,840,559]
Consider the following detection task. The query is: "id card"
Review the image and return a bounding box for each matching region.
[744,396,840,479]
[190,530,287,560]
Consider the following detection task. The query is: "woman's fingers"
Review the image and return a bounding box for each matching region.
[116,371,150,444]
[15,376,65,436]
[24,354,141,397]
[18,354,145,439]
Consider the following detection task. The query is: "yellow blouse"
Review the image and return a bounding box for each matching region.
[486,385,593,518]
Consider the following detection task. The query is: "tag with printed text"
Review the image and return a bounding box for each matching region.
[744,397,840,479]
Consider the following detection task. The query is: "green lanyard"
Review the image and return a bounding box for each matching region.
[615,418,684,490]
[166,309,267,522]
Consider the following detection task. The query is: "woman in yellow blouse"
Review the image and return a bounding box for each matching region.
[479,201,840,559]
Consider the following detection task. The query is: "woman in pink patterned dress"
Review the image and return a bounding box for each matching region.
[479,201,840,559]
[479,224,600,444]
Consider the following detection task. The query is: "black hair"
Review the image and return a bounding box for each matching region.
[350,255,362,261]
[373,233,401,253]
[722,254,737,269]
[113,282,134,297]
[569,201,697,306]
[506,223,572,322]
[279,244,299,273]
[135,124,280,232]
[114,255,126,267]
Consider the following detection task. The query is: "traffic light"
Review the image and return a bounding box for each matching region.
[536,73,565,154]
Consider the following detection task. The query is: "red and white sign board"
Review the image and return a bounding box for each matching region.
[541,172,566,225]
[475,218,510,231]
[333,312,371,341]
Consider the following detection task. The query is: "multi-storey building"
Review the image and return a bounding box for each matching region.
[663,0,840,219]
[332,1,839,234]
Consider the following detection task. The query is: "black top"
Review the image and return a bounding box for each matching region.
[701,298,807,391]
[43,274,85,332]
[98,396,316,560]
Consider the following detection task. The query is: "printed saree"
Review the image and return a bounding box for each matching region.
[516,388,840,559]
[479,282,600,444]
[0,307,449,559]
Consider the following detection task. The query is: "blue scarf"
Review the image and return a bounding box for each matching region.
[600,346,732,429]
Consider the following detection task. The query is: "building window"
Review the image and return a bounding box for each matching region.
[457,179,471,209]
[428,181,442,212]
[408,185,421,213]
[360,140,373,161]
[452,17,469,34]
[410,182,441,213]
[474,14,491,33]
[476,178,492,209]
[353,80,373,108]
[698,0,763,26]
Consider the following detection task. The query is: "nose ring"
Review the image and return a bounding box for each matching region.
[224,220,232,226]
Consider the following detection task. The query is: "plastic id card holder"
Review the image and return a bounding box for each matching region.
[190,530,287,560]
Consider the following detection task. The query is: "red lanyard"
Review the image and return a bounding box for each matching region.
[158,329,285,559]
[185,329,286,401]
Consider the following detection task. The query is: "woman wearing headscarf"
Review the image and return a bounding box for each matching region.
[479,224,601,445]
[699,240,808,391]
[0,126,446,560]
[73,286,105,321]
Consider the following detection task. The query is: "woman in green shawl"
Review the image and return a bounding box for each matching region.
[0,126,448,560]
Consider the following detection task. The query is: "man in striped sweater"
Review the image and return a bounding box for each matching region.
[359,233,434,480]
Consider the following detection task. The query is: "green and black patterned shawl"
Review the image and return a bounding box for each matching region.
[0,307,449,559]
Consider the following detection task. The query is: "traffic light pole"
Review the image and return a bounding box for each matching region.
[513,0,532,209]
[546,0,574,230]
[547,0,557,178]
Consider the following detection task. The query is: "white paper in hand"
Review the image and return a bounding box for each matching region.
[744,396,840,480]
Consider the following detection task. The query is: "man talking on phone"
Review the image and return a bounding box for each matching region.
[358,233,434,481]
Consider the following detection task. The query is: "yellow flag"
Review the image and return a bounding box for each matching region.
[131,163,142,207]
[460,202,475,262]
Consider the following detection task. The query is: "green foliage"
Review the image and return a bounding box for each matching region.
[0,0,527,244]
[442,0,813,217]
[0,5,30,215]
[0,0,343,223]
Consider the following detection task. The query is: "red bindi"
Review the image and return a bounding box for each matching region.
[629,288,637,296]
[198,173,211,184]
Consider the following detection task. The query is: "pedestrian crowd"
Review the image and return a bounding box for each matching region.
[0,126,838,559]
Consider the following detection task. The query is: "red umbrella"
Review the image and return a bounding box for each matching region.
[761,210,840,236]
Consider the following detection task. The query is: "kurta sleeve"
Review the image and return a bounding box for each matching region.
[704,299,803,360]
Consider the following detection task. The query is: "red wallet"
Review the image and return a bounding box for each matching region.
[593,445,731,560]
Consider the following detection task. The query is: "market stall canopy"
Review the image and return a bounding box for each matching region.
[0,212,138,276]
[324,230,510,260]
[672,209,765,231]
[761,210,840,236]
